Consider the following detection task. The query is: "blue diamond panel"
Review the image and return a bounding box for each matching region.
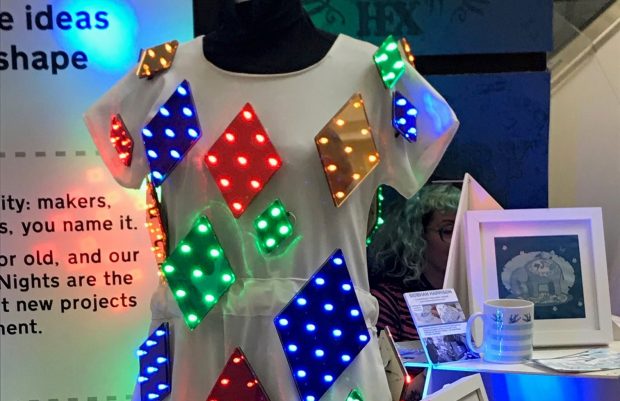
[137,322,171,401]
[142,80,202,186]
[274,249,370,401]
[392,91,418,142]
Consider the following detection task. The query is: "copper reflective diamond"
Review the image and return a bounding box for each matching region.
[315,93,379,207]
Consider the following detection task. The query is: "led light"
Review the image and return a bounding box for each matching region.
[253,199,295,254]
[137,40,178,79]
[222,273,233,282]
[359,334,368,342]
[177,86,187,96]
[350,309,360,317]
[206,155,218,164]
[205,103,282,218]
[352,173,361,180]
[315,93,379,207]
[342,283,352,291]
[368,154,378,163]
[182,107,193,117]
[297,370,307,378]
[392,91,419,142]
[274,249,371,401]
[137,323,171,401]
[219,178,230,188]
[373,35,406,88]
[187,128,199,138]
[148,150,158,158]
[279,318,289,326]
[206,347,271,401]
[333,257,343,266]
[400,37,416,67]
[161,215,235,329]
[323,303,333,311]
[163,265,174,273]
[142,80,202,187]
[288,344,298,352]
[307,397,315,401]
[341,354,351,362]
[110,114,134,166]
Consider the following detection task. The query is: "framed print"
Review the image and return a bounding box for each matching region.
[422,374,489,401]
[378,327,408,401]
[465,208,613,347]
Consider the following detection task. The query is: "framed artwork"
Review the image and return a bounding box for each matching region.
[465,208,612,347]
[378,327,408,401]
[422,374,489,401]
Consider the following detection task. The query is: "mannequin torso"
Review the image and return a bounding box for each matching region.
[203,0,337,74]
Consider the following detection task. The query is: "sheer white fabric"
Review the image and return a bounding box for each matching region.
[85,34,458,401]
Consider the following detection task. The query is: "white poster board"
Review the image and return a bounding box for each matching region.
[0,1,192,399]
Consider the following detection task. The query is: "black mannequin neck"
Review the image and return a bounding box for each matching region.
[203,0,337,74]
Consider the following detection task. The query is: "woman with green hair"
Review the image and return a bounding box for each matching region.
[368,183,461,342]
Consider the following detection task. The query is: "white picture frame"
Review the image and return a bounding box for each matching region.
[422,374,489,401]
[465,208,612,347]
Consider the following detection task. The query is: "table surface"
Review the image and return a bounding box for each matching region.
[402,341,620,379]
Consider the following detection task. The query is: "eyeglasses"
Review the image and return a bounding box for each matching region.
[426,225,454,243]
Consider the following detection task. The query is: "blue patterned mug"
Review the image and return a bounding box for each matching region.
[466,299,534,363]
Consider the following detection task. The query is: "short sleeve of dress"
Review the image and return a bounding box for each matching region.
[83,69,169,189]
[375,62,459,199]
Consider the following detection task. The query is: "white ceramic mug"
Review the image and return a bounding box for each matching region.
[466,299,534,363]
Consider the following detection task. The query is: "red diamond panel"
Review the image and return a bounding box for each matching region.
[206,347,271,401]
[205,103,282,218]
[110,114,133,166]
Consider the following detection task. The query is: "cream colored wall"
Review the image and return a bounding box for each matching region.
[549,29,620,314]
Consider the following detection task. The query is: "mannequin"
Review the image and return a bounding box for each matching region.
[203,0,337,74]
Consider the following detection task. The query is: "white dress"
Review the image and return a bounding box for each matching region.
[85,34,458,401]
